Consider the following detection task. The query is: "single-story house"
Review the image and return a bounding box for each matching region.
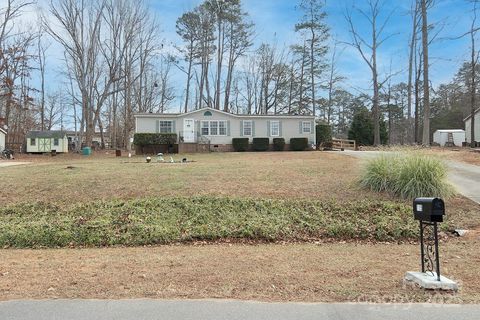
[464,107,479,144]
[0,127,6,151]
[26,131,69,153]
[134,107,316,152]
[433,129,465,147]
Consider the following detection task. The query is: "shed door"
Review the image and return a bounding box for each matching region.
[38,138,51,152]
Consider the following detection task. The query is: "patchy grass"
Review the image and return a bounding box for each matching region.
[0,197,422,248]
[1,152,374,205]
[1,240,479,303]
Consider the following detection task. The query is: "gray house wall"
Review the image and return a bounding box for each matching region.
[135,108,316,150]
[464,109,480,144]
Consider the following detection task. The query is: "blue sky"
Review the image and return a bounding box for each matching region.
[32,0,476,106]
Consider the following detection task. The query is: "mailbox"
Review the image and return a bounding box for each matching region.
[413,197,445,222]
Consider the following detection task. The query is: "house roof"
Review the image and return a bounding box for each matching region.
[134,107,315,119]
[26,130,67,139]
[463,107,480,122]
[434,129,465,133]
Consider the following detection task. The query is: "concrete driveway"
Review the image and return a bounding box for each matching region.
[0,300,479,320]
[339,150,480,204]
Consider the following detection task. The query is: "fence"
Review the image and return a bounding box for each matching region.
[332,138,356,150]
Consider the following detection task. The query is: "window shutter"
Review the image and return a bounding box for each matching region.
[267,120,271,137]
[227,120,231,136]
[252,121,256,137]
[240,121,244,136]
[279,121,283,136]
[172,120,176,133]
[156,120,160,133]
[311,121,315,134]
[195,120,200,135]
[299,121,303,134]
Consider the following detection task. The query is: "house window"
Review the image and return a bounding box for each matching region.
[204,111,213,116]
[201,120,227,136]
[219,121,227,136]
[243,120,252,136]
[30,138,36,146]
[159,121,173,133]
[302,121,312,134]
[270,121,280,137]
[210,121,218,136]
[53,138,59,146]
[201,121,209,136]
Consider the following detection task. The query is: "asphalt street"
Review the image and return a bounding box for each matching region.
[0,300,479,320]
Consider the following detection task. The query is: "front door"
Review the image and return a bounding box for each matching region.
[38,138,51,152]
[183,119,195,143]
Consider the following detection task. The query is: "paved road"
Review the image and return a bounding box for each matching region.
[340,150,480,204]
[0,300,478,320]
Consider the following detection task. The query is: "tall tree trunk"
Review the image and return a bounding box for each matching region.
[184,41,194,113]
[421,0,430,145]
[407,2,418,144]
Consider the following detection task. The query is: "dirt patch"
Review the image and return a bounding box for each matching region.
[1,240,478,303]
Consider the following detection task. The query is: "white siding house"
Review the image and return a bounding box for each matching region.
[134,107,316,152]
[464,108,480,144]
[433,129,465,147]
[0,128,6,151]
[26,131,69,153]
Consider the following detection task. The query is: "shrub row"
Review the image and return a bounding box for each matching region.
[232,137,308,152]
[0,197,423,248]
[133,133,177,146]
[360,154,455,199]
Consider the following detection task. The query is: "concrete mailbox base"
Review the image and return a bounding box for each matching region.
[404,271,458,291]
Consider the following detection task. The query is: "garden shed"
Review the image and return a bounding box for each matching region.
[0,128,5,151]
[26,131,69,153]
[433,129,465,147]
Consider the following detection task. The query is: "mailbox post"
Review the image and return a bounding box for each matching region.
[413,197,444,281]
[405,197,458,290]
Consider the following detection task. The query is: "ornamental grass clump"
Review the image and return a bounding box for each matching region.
[361,153,455,200]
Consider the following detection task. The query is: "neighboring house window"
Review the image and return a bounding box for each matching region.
[204,111,213,116]
[243,120,252,136]
[201,120,227,136]
[302,121,312,134]
[53,138,59,146]
[201,121,209,136]
[159,121,173,133]
[270,121,280,136]
[30,138,36,146]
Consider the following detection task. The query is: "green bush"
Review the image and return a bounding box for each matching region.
[232,138,249,152]
[133,133,177,146]
[252,138,270,151]
[290,138,309,151]
[360,154,455,199]
[316,124,332,148]
[273,138,285,151]
[0,197,423,248]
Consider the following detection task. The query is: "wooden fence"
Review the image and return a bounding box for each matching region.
[332,138,356,150]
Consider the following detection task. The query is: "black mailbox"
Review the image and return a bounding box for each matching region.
[413,197,445,222]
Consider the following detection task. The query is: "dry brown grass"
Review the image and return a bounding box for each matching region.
[1,239,479,303]
[1,152,386,205]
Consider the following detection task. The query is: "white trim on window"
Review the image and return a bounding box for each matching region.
[270,121,280,137]
[243,120,252,136]
[201,120,227,136]
[302,121,312,134]
[159,120,173,133]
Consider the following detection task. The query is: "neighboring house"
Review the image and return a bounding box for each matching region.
[433,129,465,147]
[134,107,316,152]
[464,107,480,144]
[65,131,111,149]
[26,131,69,153]
[0,128,6,151]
